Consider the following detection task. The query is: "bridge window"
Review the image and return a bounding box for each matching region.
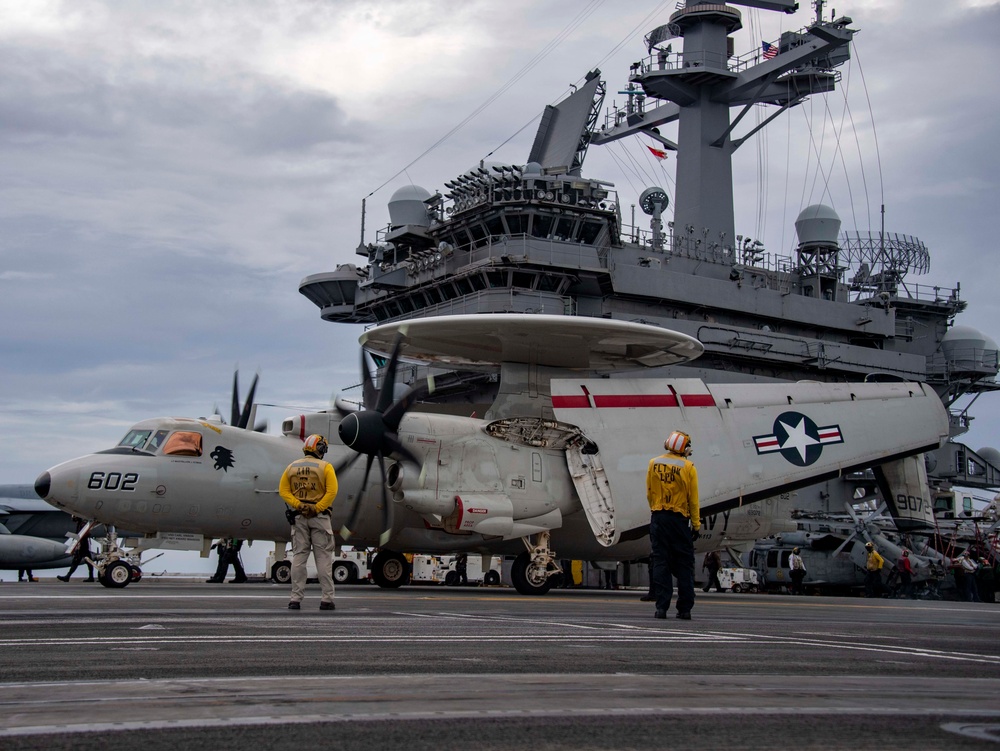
[580,221,603,245]
[531,214,554,239]
[504,213,528,235]
[485,216,504,237]
[554,217,575,241]
[162,431,203,457]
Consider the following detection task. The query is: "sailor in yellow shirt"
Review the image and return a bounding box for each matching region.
[647,430,701,621]
[279,434,339,610]
[864,541,885,598]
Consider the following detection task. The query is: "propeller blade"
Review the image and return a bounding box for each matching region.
[238,373,260,429]
[341,454,375,540]
[377,452,393,547]
[382,380,431,432]
[384,434,421,468]
[333,451,362,475]
[360,350,377,410]
[230,371,241,426]
[252,419,268,433]
[375,336,405,414]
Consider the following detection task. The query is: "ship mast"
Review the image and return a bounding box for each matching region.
[592,0,854,253]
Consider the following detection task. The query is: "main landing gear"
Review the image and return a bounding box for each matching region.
[511,531,562,596]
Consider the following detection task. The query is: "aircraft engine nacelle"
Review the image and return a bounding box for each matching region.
[443,494,562,540]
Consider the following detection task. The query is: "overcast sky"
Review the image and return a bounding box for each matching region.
[2,1,999,571]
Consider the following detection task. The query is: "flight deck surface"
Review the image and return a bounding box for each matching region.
[1,580,998,749]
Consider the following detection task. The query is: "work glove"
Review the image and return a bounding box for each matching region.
[300,505,317,519]
[691,529,701,542]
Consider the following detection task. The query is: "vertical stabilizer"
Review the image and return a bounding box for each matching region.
[873,456,935,531]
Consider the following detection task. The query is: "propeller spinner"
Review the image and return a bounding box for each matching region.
[336,338,428,546]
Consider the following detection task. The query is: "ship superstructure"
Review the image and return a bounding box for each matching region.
[300,1,1000,515]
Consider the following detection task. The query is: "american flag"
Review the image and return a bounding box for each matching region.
[762,41,778,59]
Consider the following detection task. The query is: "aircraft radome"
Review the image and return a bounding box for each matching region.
[36,315,949,594]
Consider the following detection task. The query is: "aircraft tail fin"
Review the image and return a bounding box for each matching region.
[873,455,935,531]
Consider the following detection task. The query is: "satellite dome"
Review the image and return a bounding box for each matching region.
[388,184,433,228]
[982,335,999,375]
[523,162,543,175]
[795,204,841,247]
[941,325,989,372]
[978,447,1000,470]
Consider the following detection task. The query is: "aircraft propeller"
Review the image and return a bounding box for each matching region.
[213,371,268,432]
[335,339,430,546]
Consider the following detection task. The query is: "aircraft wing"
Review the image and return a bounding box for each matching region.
[551,378,949,537]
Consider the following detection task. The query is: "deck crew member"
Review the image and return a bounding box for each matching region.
[864,542,885,598]
[788,547,807,595]
[647,430,700,620]
[279,434,338,611]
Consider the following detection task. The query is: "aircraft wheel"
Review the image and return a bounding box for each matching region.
[444,570,459,586]
[271,561,291,584]
[131,567,142,582]
[372,550,409,589]
[483,570,501,586]
[104,560,133,589]
[332,562,356,584]
[731,583,743,594]
[511,552,552,596]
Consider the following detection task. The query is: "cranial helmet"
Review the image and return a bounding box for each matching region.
[792,547,800,554]
[303,434,329,458]
[865,542,874,550]
[664,430,692,456]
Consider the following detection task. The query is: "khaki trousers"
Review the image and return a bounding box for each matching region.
[290,513,335,604]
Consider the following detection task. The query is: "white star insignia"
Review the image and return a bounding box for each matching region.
[777,416,819,463]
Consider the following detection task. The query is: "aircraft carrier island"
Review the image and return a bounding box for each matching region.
[299,1,1000,565]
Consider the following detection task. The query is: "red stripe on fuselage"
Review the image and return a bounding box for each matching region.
[552,394,715,408]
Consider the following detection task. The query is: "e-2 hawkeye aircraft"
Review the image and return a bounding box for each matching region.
[35,315,948,594]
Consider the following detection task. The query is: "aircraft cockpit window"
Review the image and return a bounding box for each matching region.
[147,430,171,452]
[162,431,203,457]
[118,430,152,450]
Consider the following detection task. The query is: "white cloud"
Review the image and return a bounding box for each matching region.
[2,0,999,502]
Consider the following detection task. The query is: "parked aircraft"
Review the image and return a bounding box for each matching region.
[0,484,75,572]
[36,315,949,594]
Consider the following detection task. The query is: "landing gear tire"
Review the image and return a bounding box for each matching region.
[372,550,409,589]
[271,561,291,584]
[332,562,356,585]
[131,567,142,583]
[102,560,133,589]
[511,551,552,596]
[483,570,501,586]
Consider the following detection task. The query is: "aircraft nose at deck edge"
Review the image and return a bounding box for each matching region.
[34,471,51,500]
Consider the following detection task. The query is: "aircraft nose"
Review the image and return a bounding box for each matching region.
[34,470,51,499]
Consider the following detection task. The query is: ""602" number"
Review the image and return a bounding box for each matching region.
[88,472,139,491]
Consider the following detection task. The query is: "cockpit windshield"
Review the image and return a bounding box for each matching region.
[118,430,152,450]
[147,430,171,451]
